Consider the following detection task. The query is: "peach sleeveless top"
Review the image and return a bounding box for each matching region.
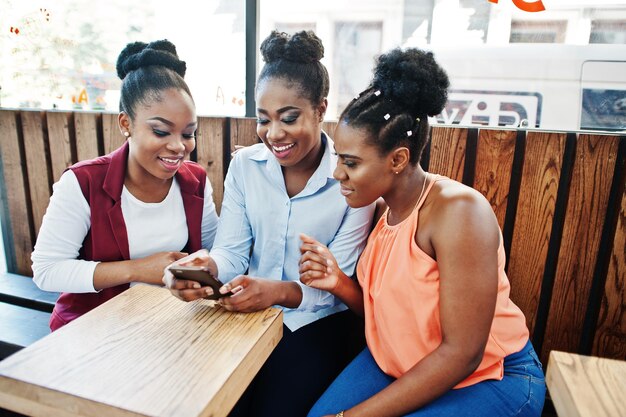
[357,175,529,388]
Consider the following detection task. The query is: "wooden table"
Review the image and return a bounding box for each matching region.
[546,350,626,417]
[0,285,283,417]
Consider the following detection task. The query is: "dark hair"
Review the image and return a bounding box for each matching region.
[339,48,449,165]
[257,30,329,106]
[116,39,192,120]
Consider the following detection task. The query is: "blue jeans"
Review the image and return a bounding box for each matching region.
[308,340,545,417]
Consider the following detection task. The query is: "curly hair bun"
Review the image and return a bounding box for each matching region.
[372,48,449,117]
[116,39,187,80]
[260,30,324,64]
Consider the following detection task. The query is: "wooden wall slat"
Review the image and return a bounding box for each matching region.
[229,118,259,151]
[74,113,99,161]
[21,111,51,241]
[102,113,124,155]
[46,112,74,183]
[196,117,226,214]
[322,121,337,138]
[428,126,468,182]
[0,111,33,275]
[507,131,566,337]
[592,173,625,359]
[541,134,620,360]
[473,129,517,230]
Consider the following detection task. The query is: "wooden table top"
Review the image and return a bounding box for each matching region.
[546,350,626,417]
[0,285,283,417]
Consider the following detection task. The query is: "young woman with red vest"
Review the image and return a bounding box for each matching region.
[31,40,219,331]
[300,48,545,417]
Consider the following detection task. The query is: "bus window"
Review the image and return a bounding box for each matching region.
[581,61,626,132]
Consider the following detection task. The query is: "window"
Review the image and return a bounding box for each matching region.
[333,22,382,115]
[3,0,626,130]
[274,22,316,34]
[590,20,626,44]
[510,20,567,43]
[0,0,246,116]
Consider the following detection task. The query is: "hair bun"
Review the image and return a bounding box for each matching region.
[116,39,186,80]
[260,30,324,64]
[372,48,449,117]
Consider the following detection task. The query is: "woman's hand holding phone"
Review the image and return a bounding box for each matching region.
[163,249,224,302]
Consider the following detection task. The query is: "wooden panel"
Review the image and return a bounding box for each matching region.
[74,112,99,161]
[542,134,620,361]
[473,129,517,229]
[428,126,468,182]
[229,117,259,150]
[46,112,74,183]
[0,111,32,276]
[21,111,50,239]
[102,113,125,155]
[322,120,337,138]
[546,351,626,417]
[0,285,283,417]
[196,117,226,214]
[593,180,626,359]
[507,131,566,337]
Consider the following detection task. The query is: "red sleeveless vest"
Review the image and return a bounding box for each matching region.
[50,142,206,331]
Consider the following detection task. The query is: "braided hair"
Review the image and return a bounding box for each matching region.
[116,39,192,120]
[339,48,449,165]
[257,30,329,106]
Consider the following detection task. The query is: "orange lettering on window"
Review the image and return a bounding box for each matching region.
[488,0,546,13]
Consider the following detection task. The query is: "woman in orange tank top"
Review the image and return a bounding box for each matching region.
[300,48,545,417]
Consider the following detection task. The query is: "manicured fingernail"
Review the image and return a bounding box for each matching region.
[205,288,213,295]
[231,285,244,294]
[219,286,230,294]
[193,282,201,289]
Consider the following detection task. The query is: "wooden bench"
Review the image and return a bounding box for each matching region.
[0,109,624,408]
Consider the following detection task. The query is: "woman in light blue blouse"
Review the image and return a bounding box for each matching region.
[165,31,375,417]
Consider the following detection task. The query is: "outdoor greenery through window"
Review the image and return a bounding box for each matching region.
[1,0,626,131]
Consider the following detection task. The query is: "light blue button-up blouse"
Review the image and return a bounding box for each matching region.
[210,133,375,331]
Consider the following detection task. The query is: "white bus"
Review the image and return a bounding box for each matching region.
[428,44,626,132]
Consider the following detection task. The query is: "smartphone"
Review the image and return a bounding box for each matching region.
[168,265,232,300]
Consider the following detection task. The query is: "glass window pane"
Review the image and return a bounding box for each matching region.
[0,0,246,116]
[260,0,626,131]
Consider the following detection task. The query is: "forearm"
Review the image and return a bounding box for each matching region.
[333,271,365,317]
[346,344,481,417]
[273,281,303,309]
[92,260,142,290]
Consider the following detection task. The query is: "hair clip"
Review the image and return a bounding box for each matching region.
[384,113,390,120]
[374,90,381,96]
[354,93,360,100]
[406,130,413,137]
